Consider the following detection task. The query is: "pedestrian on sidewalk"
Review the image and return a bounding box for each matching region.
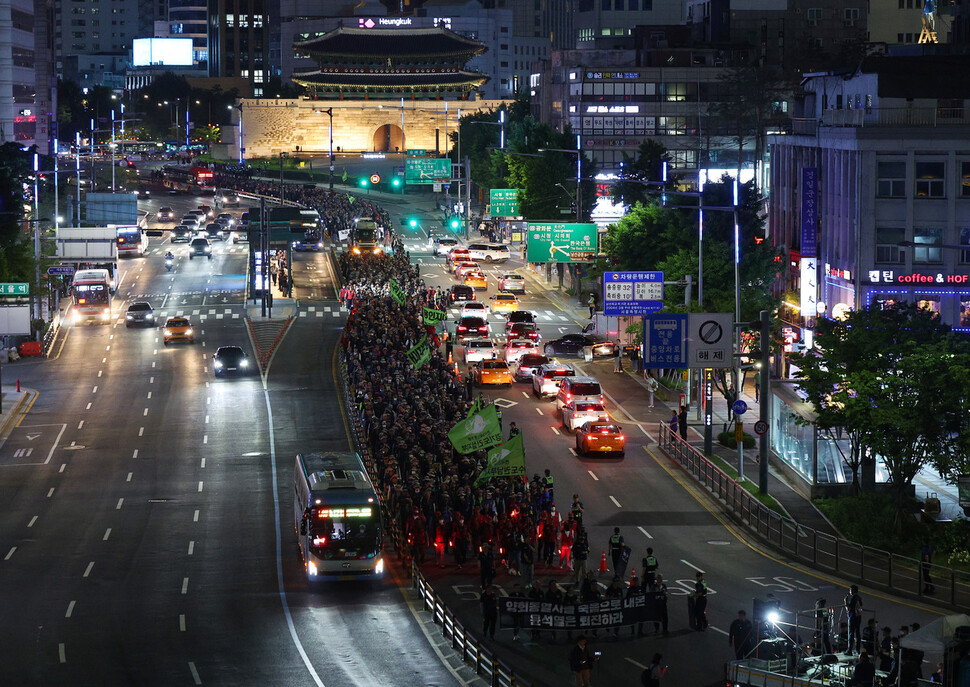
[725,384,737,421]
[645,372,658,408]
[270,261,278,286]
[668,410,678,437]
[678,406,688,441]
[613,341,623,373]
[630,344,640,373]
[587,293,596,318]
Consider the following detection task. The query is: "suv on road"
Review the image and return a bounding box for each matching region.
[125,301,155,328]
[467,242,511,263]
[532,363,576,398]
[189,237,212,259]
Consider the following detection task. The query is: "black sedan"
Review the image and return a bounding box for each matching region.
[125,302,155,328]
[213,346,251,377]
[449,284,475,303]
[543,334,616,358]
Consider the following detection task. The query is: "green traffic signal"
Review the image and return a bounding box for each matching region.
[391,177,402,188]
[449,217,461,230]
[408,217,419,228]
[359,177,369,188]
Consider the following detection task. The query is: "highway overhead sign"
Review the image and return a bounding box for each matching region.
[490,189,520,217]
[526,222,597,263]
[603,271,664,316]
[687,313,733,369]
[405,158,451,185]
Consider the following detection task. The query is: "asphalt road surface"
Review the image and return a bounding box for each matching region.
[0,194,465,687]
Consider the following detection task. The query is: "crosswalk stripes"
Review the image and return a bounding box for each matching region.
[297,304,347,318]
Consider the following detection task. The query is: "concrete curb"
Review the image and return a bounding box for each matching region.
[0,389,32,440]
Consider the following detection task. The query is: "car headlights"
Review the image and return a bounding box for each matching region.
[126,314,134,319]
[164,329,171,336]
[240,359,248,367]
[185,328,193,336]
[214,360,223,368]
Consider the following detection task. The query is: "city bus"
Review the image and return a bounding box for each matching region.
[116,225,148,257]
[161,164,216,188]
[71,269,113,324]
[268,207,321,233]
[293,452,384,582]
[351,218,382,254]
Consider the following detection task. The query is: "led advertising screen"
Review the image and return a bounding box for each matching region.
[132,38,193,67]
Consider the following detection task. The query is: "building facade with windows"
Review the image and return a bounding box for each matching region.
[768,55,970,340]
[206,0,269,92]
[0,0,55,150]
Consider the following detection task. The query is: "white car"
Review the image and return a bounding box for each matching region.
[532,363,576,398]
[434,237,460,256]
[504,338,539,365]
[561,401,610,432]
[464,338,497,364]
[459,301,489,319]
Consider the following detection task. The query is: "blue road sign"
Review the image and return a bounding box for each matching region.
[643,313,687,368]
[733,400,748,416]
[603,271,664,316]
[48,266,76,276]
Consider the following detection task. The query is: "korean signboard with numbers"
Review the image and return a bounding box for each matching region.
[526,223,597,263]
[644,313,687,368]
[404,158,451,184]
[687,313,733,369]
[489,189,520,217]
[603,271,663,316]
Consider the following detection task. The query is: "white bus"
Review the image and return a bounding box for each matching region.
[293,452,384,582]
[71,268,113,324]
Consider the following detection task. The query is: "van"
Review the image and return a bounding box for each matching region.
[467,242,511,263]
[556,376,604,412]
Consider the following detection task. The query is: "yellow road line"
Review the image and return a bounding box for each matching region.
[643,444,944,615]
[15,390,39,427]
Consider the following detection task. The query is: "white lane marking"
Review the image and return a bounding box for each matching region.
[570,448,578,456]
[102,358,106,364]
[188,541,195,555]
[116,498,124,510]
[143,408,149,416]
[193,509,200,522]
[153,349,157,355]
[710,626,729,636]
[92,386,98,394]
[59,464,66,473]
[27,515,38,527]
[105,345,110,351]
[47,488,55,498]
[126,472,133,482]
[103,528,111,541]
[551,426,560,435]
[139,427,144,436]
[203,435,208,444]
[77,421,84,430]
[149,376,154,383]
[522,392,529,398]
[625,657,648,671]
[132,449,138,459]
[181,577,189,594]
[536,408,543,415]
[637,526,653,540]
[609,495,622,508]
[65,600,76,618]
[147,392,152,399]
[206,397,210,405]
[180,614,186,632]
[200,458,205,468]
[588,470,598,481]
[83,562,94,577]
[152,361,155,368]
[58,644,66,663]
[205,415,209,424]
[4,547,15,560]
[97,370,103,378]
[188,662,201,685]
[85,403,92,410]
[198,481,204,492]
[639,424,651,436]
[262,372,326,687]
[681,559,705,573]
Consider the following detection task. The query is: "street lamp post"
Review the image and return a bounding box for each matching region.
[314,108,335,192]
[279,151,288,205]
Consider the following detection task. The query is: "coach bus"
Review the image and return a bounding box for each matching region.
[116,225,148,257]
[71,269,113,324]
[293,452,384,582]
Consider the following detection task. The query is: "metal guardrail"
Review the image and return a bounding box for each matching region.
[336,346,529,687]
[658,423,970,608]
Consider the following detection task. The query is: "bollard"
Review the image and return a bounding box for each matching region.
[16,379,20,392]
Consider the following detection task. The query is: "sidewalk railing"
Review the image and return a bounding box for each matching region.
[658,423,970,608]
[42,309,62,356]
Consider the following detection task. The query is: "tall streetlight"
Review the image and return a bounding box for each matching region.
[314,108,334,192]
[229,104,244,163]
[279,151,288,205]
[539,134,584,219]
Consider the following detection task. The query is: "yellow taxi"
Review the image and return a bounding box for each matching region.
[575,421,625,457]
[448,249,472,273]
[490,292,520,314]
[473,359,512,387]
[163,316,195,345]
[464,271,489,290]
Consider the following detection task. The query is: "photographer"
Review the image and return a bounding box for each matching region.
[641,653,668,687]
[568,636,598,687]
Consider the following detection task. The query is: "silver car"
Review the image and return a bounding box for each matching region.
[498,273,525,293]
[561,401,610,432]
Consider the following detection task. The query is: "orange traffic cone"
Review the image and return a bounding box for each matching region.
[447,348,453,364]
[599,550,609,573]
[629,567,637,587]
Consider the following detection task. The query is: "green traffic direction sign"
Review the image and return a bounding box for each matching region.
[489,189,520,217]
[526,223,598,263]
[0,283,29,296]
[406,149,427,156]
[405,158,451,185]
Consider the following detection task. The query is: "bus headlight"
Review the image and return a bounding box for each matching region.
[307,561,318,577]
[352,247,361,255]
[375,558,384,575]
[101,312,110,320]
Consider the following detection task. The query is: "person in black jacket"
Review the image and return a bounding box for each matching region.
[848,652,876,685]
[568,636,596,687]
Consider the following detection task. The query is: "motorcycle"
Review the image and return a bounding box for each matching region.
[165,257,174,272]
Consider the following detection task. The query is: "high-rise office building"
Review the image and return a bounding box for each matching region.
[207,0,269,92]
[0,0,55,151]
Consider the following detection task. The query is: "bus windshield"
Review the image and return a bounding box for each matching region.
[117,227,142,245]
[74,283,109,305]
[357,228,377,243]
[309,507,380,555]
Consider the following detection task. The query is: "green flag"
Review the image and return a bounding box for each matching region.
[406,335,431,369]
[422,306,447,324]
[390,280,406,306]
[448,404,502,455]
[475,433,526,486]
[342,170,348,183]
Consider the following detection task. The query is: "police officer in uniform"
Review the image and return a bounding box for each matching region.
[692,571,708,631]
[608,527,624,572]
[651,574,669,636]
[543,468,554,502]
[642,547,659,587]
[569,494,584,525]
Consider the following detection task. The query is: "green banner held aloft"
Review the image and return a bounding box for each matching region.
[390,280,406,305]
[406,335,431,369]
[423,307,447,324]
[448,404,503,455]
[475,433,526,486]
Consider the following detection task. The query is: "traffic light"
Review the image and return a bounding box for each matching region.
[358,177,369,188]
[391,177,402,189]
[408,217,419,228]
[449,217,461,230]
